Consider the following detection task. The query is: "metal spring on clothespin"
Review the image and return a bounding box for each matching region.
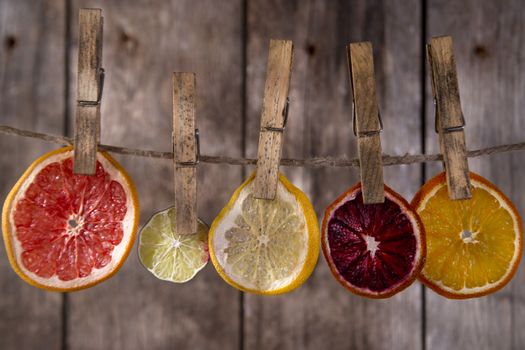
[176,128,200,167]
[263,98,290,133]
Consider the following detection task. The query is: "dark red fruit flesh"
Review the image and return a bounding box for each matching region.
[13,157,127,281]
[326,190,417,293]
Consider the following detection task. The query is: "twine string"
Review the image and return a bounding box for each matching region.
[1,124,524,168]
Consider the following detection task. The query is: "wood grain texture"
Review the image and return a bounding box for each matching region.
[348,42,384,204]
[173,72,197,234]
[67,1,243,349]
[254,39,293,199]
[5,1,525,349]
[426,1,524,349]
[245,1,422,349]
[427,36,471,200]
[73,8,103,174]
[0,0,65,348]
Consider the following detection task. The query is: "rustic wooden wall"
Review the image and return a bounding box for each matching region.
[0,0,523,349]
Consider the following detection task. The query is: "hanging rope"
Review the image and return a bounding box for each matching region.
[1,124,524,168]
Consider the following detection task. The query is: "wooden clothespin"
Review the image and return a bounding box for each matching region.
[347,42,384,204]
[173,72,199,234]
[254,39,293,200]
[427,36,471,200]
[74,8,104,175]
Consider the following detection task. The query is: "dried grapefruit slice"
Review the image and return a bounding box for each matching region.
[209,173,319,295]
[2,147,139,291]
[322,183,425,298]
[138,207,209,283]
[412,172,523,299]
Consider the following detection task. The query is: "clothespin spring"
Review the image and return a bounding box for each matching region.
[263,97,289,133]
[352,102,383,137]
[433,99,466,134]
[175,128,200,168]
[77,68,105,107]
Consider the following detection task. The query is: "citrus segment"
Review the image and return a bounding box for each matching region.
[412,172,522,298]
[138,207,209,283]
[209,173,319,295]
[2,147,139,291]
[322,183,425,298]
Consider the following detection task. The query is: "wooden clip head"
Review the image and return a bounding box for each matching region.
[347,42,384,204]
[173,72,199,234]
[254,39,293,200]
[74,8,104,175]
[427,36,471,200]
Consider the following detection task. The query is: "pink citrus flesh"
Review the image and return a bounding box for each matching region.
[3,147,139,291]
[322,183,425,298]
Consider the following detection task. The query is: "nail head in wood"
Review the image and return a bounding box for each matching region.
[74,8,103,175]
[254,39,294,200]
[427,36,471,200]
[347,42,384,204]
[173,72,198,234]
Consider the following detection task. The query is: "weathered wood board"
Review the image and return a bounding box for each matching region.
[245,1,422,349]
[0,0,65,349]
[426,1,525,349]
[0,0,524,349]
[66,1,243,349]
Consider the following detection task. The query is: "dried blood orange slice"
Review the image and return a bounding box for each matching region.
[2,147,139,291]
[322,183,425,298]
[412,172,523,299]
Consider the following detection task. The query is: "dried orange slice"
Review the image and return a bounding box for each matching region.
[209,173,319,295]
[412,172,523,299]
[322,183,425,298]
[2,147,139,291]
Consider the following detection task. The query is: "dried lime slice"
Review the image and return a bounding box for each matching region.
[138,207,209,283]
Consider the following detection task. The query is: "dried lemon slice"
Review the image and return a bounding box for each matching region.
[138,207,209,283]
[209,173,319,295]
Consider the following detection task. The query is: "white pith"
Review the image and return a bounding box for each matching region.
[364,235,380,257]
[8,150,136,289]
[417,178,522,295]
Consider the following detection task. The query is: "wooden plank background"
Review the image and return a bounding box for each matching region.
[0,0,523,349]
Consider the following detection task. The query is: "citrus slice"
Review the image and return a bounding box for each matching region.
[209,173,319,295]
[322,183,425,298]
[2,147,139,291]
[411,172,523,299]
[138,207,209,283]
